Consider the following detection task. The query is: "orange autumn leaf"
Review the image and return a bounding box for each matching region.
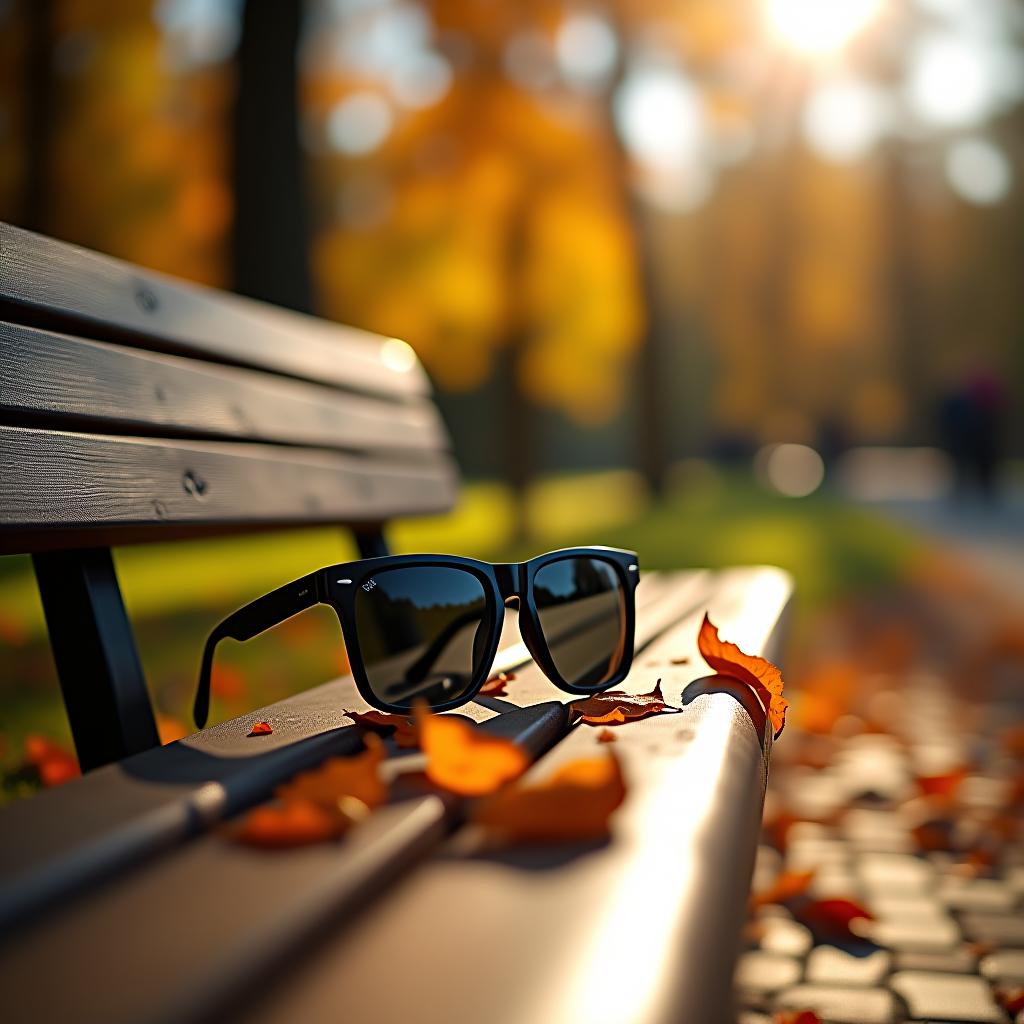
[156,715,188,745]
[24,734,79,787]
[275,734,387,811]
[248,721,273,737]
[752,869,815,910]
[916,768,967,799]
[773,1013,823,1024]
[473,751,627,843]
[596,728,617,744]
[697,613,788,738]
[348,709,419,749]
[571,678,680,726]
[233,800,345,848]
[416,704,528,796]
[793,897,873,940]
[480,671,516,696]
[994,987,1024,1016]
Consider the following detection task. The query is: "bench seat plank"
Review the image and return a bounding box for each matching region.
[0,321,447,453]
[0,425,458,553]
[0,570,788,1024]
[0,222,428,398]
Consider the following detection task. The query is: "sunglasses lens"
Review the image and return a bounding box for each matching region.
[533,557,628,689]
[354,566,491,709]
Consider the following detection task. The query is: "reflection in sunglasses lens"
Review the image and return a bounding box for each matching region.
[354,566,490,708]
[533,557,626,689]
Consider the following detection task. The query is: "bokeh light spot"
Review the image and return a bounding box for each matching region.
[945,139,1012,206]
[758,443,826,497]
[327,92,392,155]
[765,0,883,55]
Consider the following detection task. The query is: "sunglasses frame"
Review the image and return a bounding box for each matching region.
[194,546,639,727]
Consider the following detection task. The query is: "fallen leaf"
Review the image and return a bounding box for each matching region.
[480,671,516,696]
[156,715,188,745]
[233,800,345,848]
[571,679,681,726]
[916,768,967,799]
[793,897,874,940]
[752,869,815,910]
[348,709,419,749]
[697,614,789,738]
[473,751,627,843]
[248,721,273,737]
[596,728,617,744]
[416,704,528,796]
[24,734,79,787]
[994,987,1024,1016]
[773,1013,823,1024]
[275,734,387,811]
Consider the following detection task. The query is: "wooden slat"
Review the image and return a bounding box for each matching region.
[0,221,428,398]
[0,320,448,453]
[0,425,458,554]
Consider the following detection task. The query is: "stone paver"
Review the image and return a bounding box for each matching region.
[857,853,935,894]
[773,984,898,1024]
[734,952,802,997]
[889,971,1004,1023]
[938,877,1018,913]
[759,917,814,958]
[805,946,891,987]
[979,949,1024,985]
[959,913,1024,948]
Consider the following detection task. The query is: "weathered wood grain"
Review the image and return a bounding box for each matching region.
[0,425,458,553]
[0,221,428,397]
[0,320,447,453]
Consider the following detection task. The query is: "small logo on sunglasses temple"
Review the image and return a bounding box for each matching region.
[362,579,377,592]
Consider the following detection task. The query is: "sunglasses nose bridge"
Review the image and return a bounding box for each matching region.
[493,563,519,601]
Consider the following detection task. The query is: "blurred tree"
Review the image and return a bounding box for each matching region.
[231,0,312,311]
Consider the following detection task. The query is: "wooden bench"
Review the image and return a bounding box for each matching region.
[0,222,792,1024]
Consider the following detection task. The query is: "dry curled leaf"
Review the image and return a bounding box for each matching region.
[233,800,345,848]
[416,703,528,796]
[751,869,815,910]
[480,671,516,696]
[233,736,388,848]
[248,721,273,737]
[347,709,419,749]
[24,734,79,788]
[793,897,874,941]
[917,768,967,799]
[596,728,617,744]
[473,751,627,844]
[571,679,680,726]
[275,734,387,811]
[697,613,788,738]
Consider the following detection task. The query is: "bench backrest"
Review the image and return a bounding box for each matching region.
[0,222,458,768]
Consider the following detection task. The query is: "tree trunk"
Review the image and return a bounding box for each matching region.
[231,0,313,312]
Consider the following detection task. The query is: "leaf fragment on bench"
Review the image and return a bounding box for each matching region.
[480,671,516,696]
[248,721,273,737]
[473,751,626,844]
[570,679,680,726]
[416,704,528,796]
[347,709,419,748]
[232,735,388,848]
[697,613,789,738]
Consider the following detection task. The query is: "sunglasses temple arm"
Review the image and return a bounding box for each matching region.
[193,572,322,728]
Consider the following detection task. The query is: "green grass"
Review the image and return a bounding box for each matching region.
[0,469,920,792]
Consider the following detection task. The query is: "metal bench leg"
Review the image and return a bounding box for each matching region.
[32,547,159,771]
[353,527,390,560]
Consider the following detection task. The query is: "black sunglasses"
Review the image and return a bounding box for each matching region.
[194,547,639,726]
